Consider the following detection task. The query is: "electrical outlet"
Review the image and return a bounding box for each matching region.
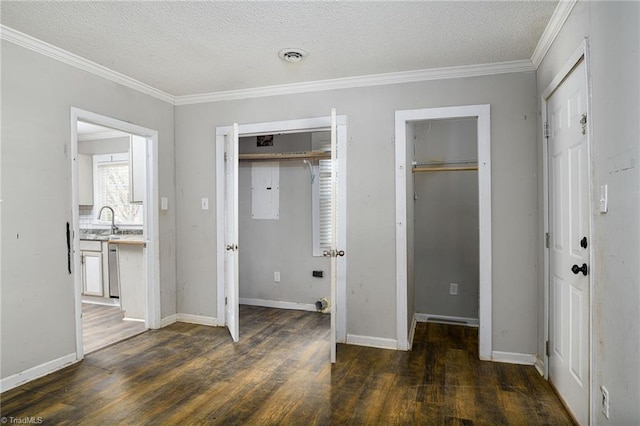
[449,283,458,295]
[274,271,280,282]
[601,386,610,419]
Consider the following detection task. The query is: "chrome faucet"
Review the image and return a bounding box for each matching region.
[98,206,119,235]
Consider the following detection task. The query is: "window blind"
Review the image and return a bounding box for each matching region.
[318,159,334,248]
[96,161,143,225]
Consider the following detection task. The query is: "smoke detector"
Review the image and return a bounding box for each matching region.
[278,48,308,63]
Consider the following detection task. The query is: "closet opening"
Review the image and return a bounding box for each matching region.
[237,132,332,316]
[216,113,348,363]
[411,118,480,327]
[395,104,491,358]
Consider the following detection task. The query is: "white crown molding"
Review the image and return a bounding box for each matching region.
[175,60,534,105]
[2,24,542,107]
[530,0,579,68]
[0,25,175,105]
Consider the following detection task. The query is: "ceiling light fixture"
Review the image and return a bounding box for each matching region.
[278,48,308,63]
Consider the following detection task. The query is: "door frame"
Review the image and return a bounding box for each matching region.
[215,115,348,343]
[70,107,161,360]
[395,104,492,358]
[541,39,594,421]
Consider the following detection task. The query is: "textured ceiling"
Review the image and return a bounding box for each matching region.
[1,1,558,97]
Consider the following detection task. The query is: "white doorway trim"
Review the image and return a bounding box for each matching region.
[70,108,161,361]
[215,115,348,342]
[541,39,593,422]
[395,104,492,359]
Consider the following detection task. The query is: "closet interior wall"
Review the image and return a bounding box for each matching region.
[238,133,330,308]
[413,118,480,321]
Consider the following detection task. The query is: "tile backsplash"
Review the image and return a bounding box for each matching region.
[79,205,142,231]
[79,205,96,227]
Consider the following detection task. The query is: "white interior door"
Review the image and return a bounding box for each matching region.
[323,108,340,363]
[225,123,240,342]
[548,59,590,425]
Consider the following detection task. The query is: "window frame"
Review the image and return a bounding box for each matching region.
[92,152,143,226]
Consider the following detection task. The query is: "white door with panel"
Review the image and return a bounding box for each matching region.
[322,109,340,363]
[548,59,590,425]
[224,123,240,342]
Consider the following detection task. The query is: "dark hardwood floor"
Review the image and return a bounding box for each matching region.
[2,305,573,425]
[82,303,147,354]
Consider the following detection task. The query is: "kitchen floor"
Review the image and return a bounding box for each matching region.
[82,303,147,354]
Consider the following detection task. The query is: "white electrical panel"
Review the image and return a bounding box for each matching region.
[251,162,279,219]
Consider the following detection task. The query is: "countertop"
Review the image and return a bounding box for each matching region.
[80,230,145,246]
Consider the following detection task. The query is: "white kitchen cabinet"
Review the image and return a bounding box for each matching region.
[80,240,110,298]
[82,251,103,296]
[129,135,146,203]
[78,154,93,205]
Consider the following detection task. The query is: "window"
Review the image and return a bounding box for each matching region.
[93,153,143,225]
[312,159,334,256]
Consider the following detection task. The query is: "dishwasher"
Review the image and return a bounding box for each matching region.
[108,243,120,298]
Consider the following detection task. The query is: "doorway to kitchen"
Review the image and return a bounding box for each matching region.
[71,108,161,359]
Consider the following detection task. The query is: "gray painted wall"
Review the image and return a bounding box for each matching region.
[413,119,479,319]
[536,1,640,422]
[238,134,330,305]
[78,136,130,155]
[1,41,177,379]
[175,70,539,353]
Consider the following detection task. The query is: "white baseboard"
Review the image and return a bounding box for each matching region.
[491,351,537,366]
[535,356,545,376]
[408,314,418,350]
[0,353,77,393]
[415,313,479,327]
[161,314,178,327]
[346,334,398,350]
[81,296,120,307]
[176,313,218,326]
[240,298,317,312]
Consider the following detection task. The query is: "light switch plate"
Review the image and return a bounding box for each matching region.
[599,185,608,213]
[161,197,168,210]
[201,198,209,210]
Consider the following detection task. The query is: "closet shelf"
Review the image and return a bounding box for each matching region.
[239,151,331,162]
[413,166,478,173]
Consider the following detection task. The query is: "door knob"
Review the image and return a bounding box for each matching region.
[226,244,238,251]
[337,250,345,257]
[580,237,588,249]
[571,263,588,276]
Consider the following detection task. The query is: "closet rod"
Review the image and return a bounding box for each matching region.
[413,160,477,167]
[412,166,478,173]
